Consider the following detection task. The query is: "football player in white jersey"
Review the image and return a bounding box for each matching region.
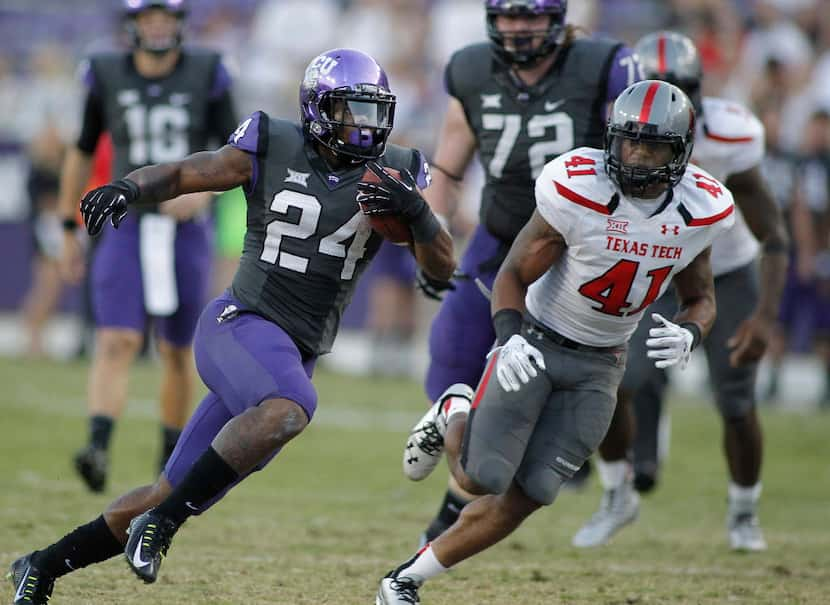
[571,32,788,553]
[376,79,734,605]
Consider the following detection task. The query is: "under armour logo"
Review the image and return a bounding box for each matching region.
[284,168,311,188]
[661,224,680,235]
[481,94,502,109]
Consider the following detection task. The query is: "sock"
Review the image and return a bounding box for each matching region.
[154,446,239,525]
[597,459,630,490]
[423,490,470,542]
[30,516,123,579]
[89,415,114,451]
[728,481,762,514]
[394,544,448,586]
[161,426,182,466]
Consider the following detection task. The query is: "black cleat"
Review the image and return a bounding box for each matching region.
[7,554,54,605]
[125,509,179,583]
[73,445,108,493]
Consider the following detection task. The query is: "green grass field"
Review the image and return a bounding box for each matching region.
[1,357,828,604]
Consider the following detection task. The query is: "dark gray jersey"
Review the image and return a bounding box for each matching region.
[227,112,429,357]
[82,48,235,199]
[446,39,636,243]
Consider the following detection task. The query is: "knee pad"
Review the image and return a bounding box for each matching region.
[516,463,566,506]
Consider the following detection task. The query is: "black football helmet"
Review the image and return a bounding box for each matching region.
[123,0,187,55]
[634,31,703,115]
[605,80,696,197]
[485,0,567,67]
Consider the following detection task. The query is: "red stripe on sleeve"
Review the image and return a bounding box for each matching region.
[554,180,610,215]
[704,131,755,144]
[638,82,660,123]
[687,204,734,226]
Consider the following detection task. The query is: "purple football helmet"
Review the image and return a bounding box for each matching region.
[300,48,396,162]
[123,0,187,54]
[486,0,567,66]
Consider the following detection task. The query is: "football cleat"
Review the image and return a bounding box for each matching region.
[728,512,767,552]
[125,509,179,583]
[7,554,54,605]
[403,383,474,481]
[73,445,109,493]
[572,481,640,548]
[376,573,421,605]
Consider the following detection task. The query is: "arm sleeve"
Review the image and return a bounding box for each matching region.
[206,60,238,141]
[409,149,432,190]
[76,89,105,154]
[75,59,105,154]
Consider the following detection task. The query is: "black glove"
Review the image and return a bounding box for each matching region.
[356,161,427,221]
[80,178,140,236]
[416,269,467,301]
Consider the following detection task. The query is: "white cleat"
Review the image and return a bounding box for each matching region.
[572,482,640,548]
[376,576,421,605]
[728,512,767,552]
[403,383,474,481]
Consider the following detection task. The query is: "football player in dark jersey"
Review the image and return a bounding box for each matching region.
[57,0,238,492]
[411,0,643,544]
[7,48,453,605]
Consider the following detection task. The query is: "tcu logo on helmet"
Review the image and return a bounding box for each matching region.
[305,56,340,87]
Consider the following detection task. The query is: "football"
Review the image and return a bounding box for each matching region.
[358,166,413,246]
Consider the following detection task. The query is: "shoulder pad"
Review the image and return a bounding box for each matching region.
[445,43,493,100]
[697,97,765,176]
[228,111,271,156]
[675,163,736,228]
[382,145,431,190]
[535,148,615,241]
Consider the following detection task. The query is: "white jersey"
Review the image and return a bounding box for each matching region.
[527,147,735,347]
[692,97,764,276]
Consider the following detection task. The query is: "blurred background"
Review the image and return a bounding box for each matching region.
[1,0,829,409]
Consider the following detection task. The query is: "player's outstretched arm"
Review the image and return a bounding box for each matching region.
[492,210,566,340]
[126,144,253,206]
[725,166,789,365]
[671,246,717,341]
[80,145,252,236]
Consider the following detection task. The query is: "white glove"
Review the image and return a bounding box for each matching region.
[488,334,546,392]
[646,313,694,370]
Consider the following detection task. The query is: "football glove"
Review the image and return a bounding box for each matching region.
[80,178,140,236]
[356,161,427,222]
[487,334,546,392]
[415,269,467,301]
[646,313,694,370]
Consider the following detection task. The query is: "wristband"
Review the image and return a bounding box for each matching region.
[119,178,141,204]
[409,206,441,243]
[62,218,78,232]
[493,308,523,345]
[679,322,702,350]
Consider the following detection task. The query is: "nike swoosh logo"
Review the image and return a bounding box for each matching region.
[185,501,199,511]
[64,558,75,571]
[544,99,566,112]
[131,540,152,570]
[14,566,30,601]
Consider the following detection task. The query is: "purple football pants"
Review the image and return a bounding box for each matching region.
[90,213,212,346]
[163,292,318,512]
[424,225,503,401]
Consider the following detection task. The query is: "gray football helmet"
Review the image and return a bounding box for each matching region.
[634,31,703,114]
[604,80,695,196]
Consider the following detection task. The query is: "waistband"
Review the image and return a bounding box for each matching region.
[524,314,626,354]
